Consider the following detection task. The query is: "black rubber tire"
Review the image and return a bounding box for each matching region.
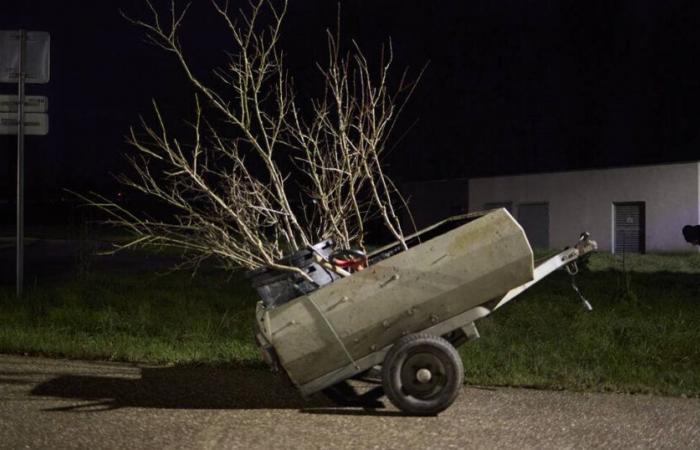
[382,333,464,415]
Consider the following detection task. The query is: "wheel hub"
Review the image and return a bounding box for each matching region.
[400,350,448,399]
[416,368,432,383]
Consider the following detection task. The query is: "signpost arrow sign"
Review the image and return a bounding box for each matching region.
[0,112,49,135]
[0,94,48,113]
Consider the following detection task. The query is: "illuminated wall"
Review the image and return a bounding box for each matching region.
[469,162,700,252]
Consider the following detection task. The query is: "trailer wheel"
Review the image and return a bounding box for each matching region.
[382,333,463,415]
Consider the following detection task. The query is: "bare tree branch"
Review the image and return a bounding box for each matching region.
[88,0,419,276]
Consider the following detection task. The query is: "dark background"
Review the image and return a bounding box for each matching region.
[2,0,700,225]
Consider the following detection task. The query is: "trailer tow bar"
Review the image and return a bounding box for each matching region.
[566,261,593,311]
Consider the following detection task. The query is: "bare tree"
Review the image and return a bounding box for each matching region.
[80,0,420,279]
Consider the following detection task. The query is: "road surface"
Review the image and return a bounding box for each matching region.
[0,355,698,449]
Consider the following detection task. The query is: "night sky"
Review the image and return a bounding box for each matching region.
[2,1,700,212]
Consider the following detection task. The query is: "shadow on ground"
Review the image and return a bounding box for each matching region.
[29,365,340,412]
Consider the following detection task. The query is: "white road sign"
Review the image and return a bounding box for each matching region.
[0,30,50,83]
[2,30,51,297]
[0,112,48,135]
[0,95,48,113]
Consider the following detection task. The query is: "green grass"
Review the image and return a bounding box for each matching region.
[0,269,261,365]
[461,254,700,397]
[1,252,699,397]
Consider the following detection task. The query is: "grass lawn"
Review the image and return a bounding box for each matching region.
[1,252,699,397]
[0,269,261,366]
[461,252,700,397]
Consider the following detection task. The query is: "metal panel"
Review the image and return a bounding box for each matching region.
[0,112,48,135]
[295,227,598,396]
[265,209,534,387]
[614,202,645,254]
[517,202,549,249]
[0,30,50,83]
[0,95,47,112]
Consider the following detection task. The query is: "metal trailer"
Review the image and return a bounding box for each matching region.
[254,208,597,415]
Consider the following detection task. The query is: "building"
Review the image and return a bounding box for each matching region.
[401,178,469,230]
[468,162,700,253]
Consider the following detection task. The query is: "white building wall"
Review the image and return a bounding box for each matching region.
[469,162,700,252]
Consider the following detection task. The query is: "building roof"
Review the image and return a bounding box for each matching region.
[469,160,700,181]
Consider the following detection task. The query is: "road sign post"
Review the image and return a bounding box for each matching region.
[17,29,25,298]
[0,30,50,297]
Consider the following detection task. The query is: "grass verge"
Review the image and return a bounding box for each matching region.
[0,270,261,366]
[1,252,699,396]
[460,253,700,396]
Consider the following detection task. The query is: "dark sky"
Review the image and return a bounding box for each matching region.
[2,0,700,205]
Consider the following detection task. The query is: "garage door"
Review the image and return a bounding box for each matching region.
[517,203,549,249]
[614,202,645,254]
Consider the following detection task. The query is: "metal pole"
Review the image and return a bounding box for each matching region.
[16,30,25,298]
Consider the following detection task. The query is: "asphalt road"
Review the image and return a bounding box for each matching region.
[0,355,698,449]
